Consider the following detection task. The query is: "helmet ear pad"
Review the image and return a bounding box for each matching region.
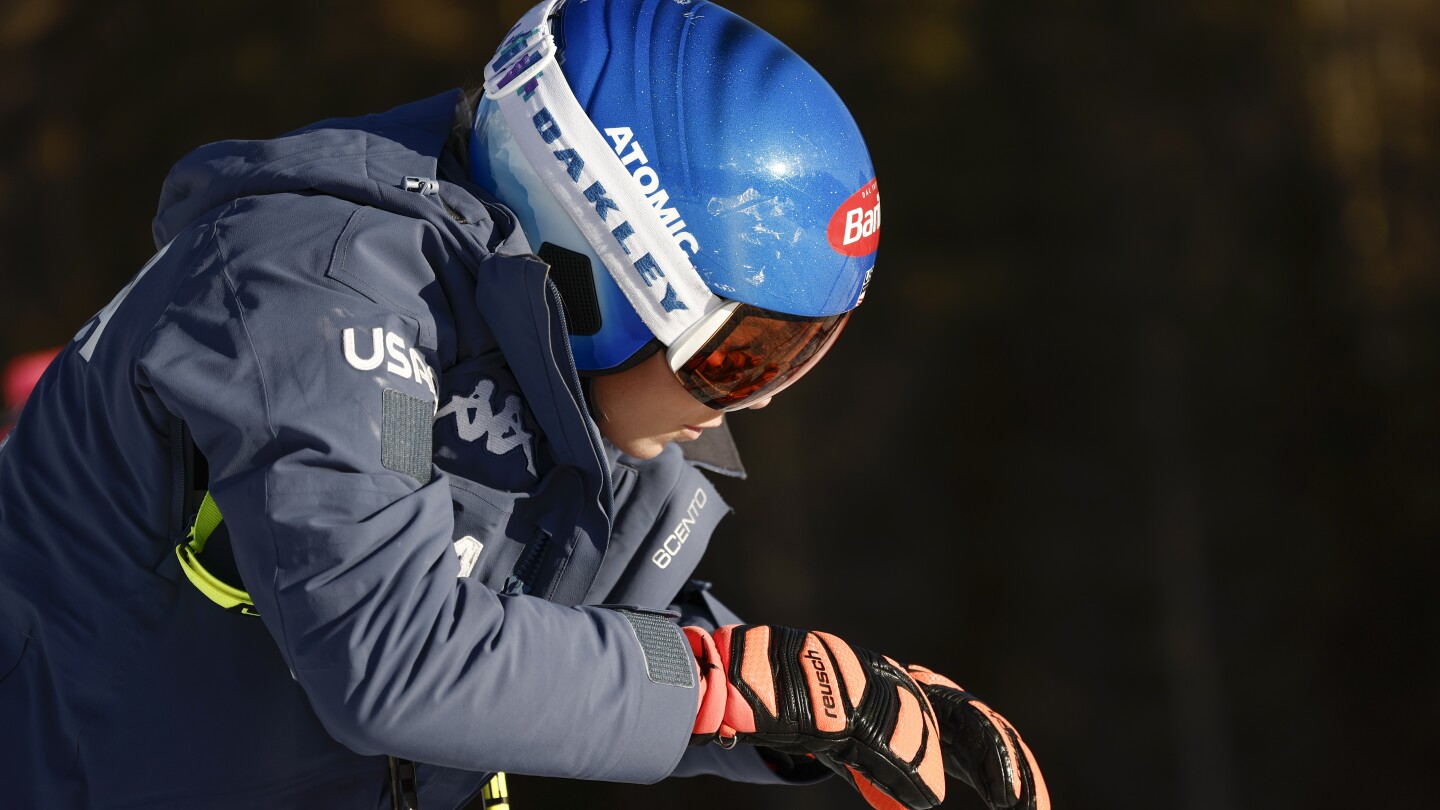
[536,241,663,376]
[538,242,602,337]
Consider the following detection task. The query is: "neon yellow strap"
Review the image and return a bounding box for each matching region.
[189,491,225,552]
[480,772,509,808]
[175,492,258,616]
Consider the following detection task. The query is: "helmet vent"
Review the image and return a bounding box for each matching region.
[538,242,602,336]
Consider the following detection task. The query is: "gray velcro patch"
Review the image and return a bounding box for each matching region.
[382,388,433,484]
[617,609,694,688]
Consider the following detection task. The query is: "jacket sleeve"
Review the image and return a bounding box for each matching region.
[138,211,697,782]
[667,583,832,786]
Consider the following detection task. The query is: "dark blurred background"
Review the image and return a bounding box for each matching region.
[3,0,1437,807]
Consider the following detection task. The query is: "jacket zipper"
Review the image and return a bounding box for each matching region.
[543,279,615,520]
[169,418,191,539]
[500,279,612,599]
[506,529,552,594]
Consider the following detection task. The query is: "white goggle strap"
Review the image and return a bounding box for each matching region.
[484,0,723,347]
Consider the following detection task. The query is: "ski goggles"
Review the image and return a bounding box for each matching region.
[665,301,850,412]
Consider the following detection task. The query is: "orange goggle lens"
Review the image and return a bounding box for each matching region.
[674,305,850,411]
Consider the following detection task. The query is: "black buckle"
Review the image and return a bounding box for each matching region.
[388,756,419,810]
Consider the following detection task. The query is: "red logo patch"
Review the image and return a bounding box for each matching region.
[826,178,881,257]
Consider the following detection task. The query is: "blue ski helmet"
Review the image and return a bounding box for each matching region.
[474,0,880,373]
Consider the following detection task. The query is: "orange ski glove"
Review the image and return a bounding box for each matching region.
[684,624,946,810]
[903,664,1050,810]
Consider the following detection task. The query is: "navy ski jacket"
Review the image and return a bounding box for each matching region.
[0,91,799,809]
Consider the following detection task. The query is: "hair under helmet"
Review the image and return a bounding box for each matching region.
[474,0,879,373]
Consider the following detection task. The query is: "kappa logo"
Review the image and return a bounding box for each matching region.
[436,378,538,476]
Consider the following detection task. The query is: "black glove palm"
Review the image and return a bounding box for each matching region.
[902,664,1050,810]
